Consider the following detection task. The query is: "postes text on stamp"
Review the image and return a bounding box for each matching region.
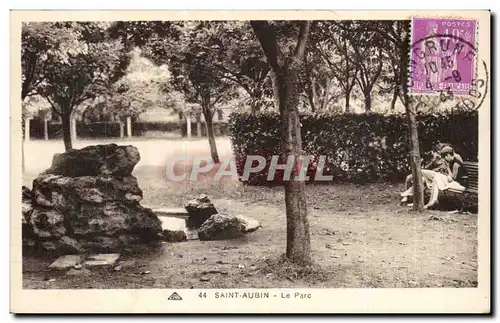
[410,17,477,95]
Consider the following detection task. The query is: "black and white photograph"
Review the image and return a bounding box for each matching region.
[11,10,491,314]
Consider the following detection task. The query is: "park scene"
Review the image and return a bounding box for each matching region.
[21,20,479,289]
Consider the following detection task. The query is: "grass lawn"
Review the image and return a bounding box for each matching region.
[21,138,478,289]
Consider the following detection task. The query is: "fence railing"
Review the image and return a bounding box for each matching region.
[25,119,230,140]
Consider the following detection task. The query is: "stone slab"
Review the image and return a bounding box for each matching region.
[153,208,188,217]
[83,253,121,267]
[48,255,85,270]
[237,215,261,233]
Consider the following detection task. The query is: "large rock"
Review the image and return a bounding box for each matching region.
[65,203,161,239]
[185,194,218,228]
[32,174,143,211]
[67,203,129,237]
[22,144,163,254]
[22,186,34,237]
[22,200,34,236]
[44,144,140,177]
[29,208,66,239]
[22,185,33,202]
[198,214,244,241]
[56,236,85,253]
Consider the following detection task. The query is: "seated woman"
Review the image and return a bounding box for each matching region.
[424,147,465,209]
[400,144,445,203]
[400,145,465,205]
[401,146,465,209]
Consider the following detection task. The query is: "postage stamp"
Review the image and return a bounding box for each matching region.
[410,17,478,95]
[9,10,491,315]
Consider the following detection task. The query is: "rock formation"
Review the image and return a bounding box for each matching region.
[185,194,218,228]
[197,214,245,241]
[183,194,262,241]
[22,144,162,254]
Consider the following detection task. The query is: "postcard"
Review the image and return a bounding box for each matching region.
[11,10,490,313]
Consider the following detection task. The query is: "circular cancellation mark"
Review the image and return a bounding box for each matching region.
[409,33,489,112]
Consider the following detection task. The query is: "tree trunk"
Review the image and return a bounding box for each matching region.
[186,112,192,138]
[250,94,261,114]
[70,113,77,142]
[270,71,280,110]
[405,101,424,211]
[320,79,334,111]
[44,119,49,140]
[22,115,28,173]
[203,106,220,164]
[390,86,399,111]
[126,116,132,138]
[22,137,25,173]
[24,118,31,142]
[277,61,311,265]
[344,93,350,113]
[196,113,202,137]
[307,95,316,113]
[400,29,424,211]
[251,20,311,265]
[308,76,317,112]
[61,109,73,151]
[364,92,372,112]
[21,96,27,173]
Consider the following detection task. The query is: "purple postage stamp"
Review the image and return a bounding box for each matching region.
[410,17,478,95]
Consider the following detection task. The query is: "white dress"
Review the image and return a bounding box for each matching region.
[423,170,465,191]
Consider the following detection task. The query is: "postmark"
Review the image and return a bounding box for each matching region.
[410,17,477,95]
[409,17,488,111]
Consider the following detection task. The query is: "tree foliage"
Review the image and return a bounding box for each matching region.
[22,22,129,150]
[21,22,84,100]
[311,21,359,112]
[107,48,171,118]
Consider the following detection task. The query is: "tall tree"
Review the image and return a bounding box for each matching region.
[34,23,128,151]
[21,22,85,169]
[109,21,205,138]
[145,21,238,163]
[376,21,425,211]
[21,22,83,101]
[250,20,312,265]
[108,48,171,119]
[298,47,340,112]
[314,21,359,113]
[377,50,402,111]
[209,22,274,113]
[399,23,424,211]
[333,20,424,210]
[350,30,384,112]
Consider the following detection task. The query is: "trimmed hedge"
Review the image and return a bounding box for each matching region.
[28,119,230,139]
[29,121,63,139]
[77,121,122,138]
[132,121,181,136]
[180,122,230,137]
[229,110,478,185]
[29,121,122,139]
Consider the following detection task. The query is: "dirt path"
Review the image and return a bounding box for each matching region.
[21,140,477,289]
[23,196,477,289]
